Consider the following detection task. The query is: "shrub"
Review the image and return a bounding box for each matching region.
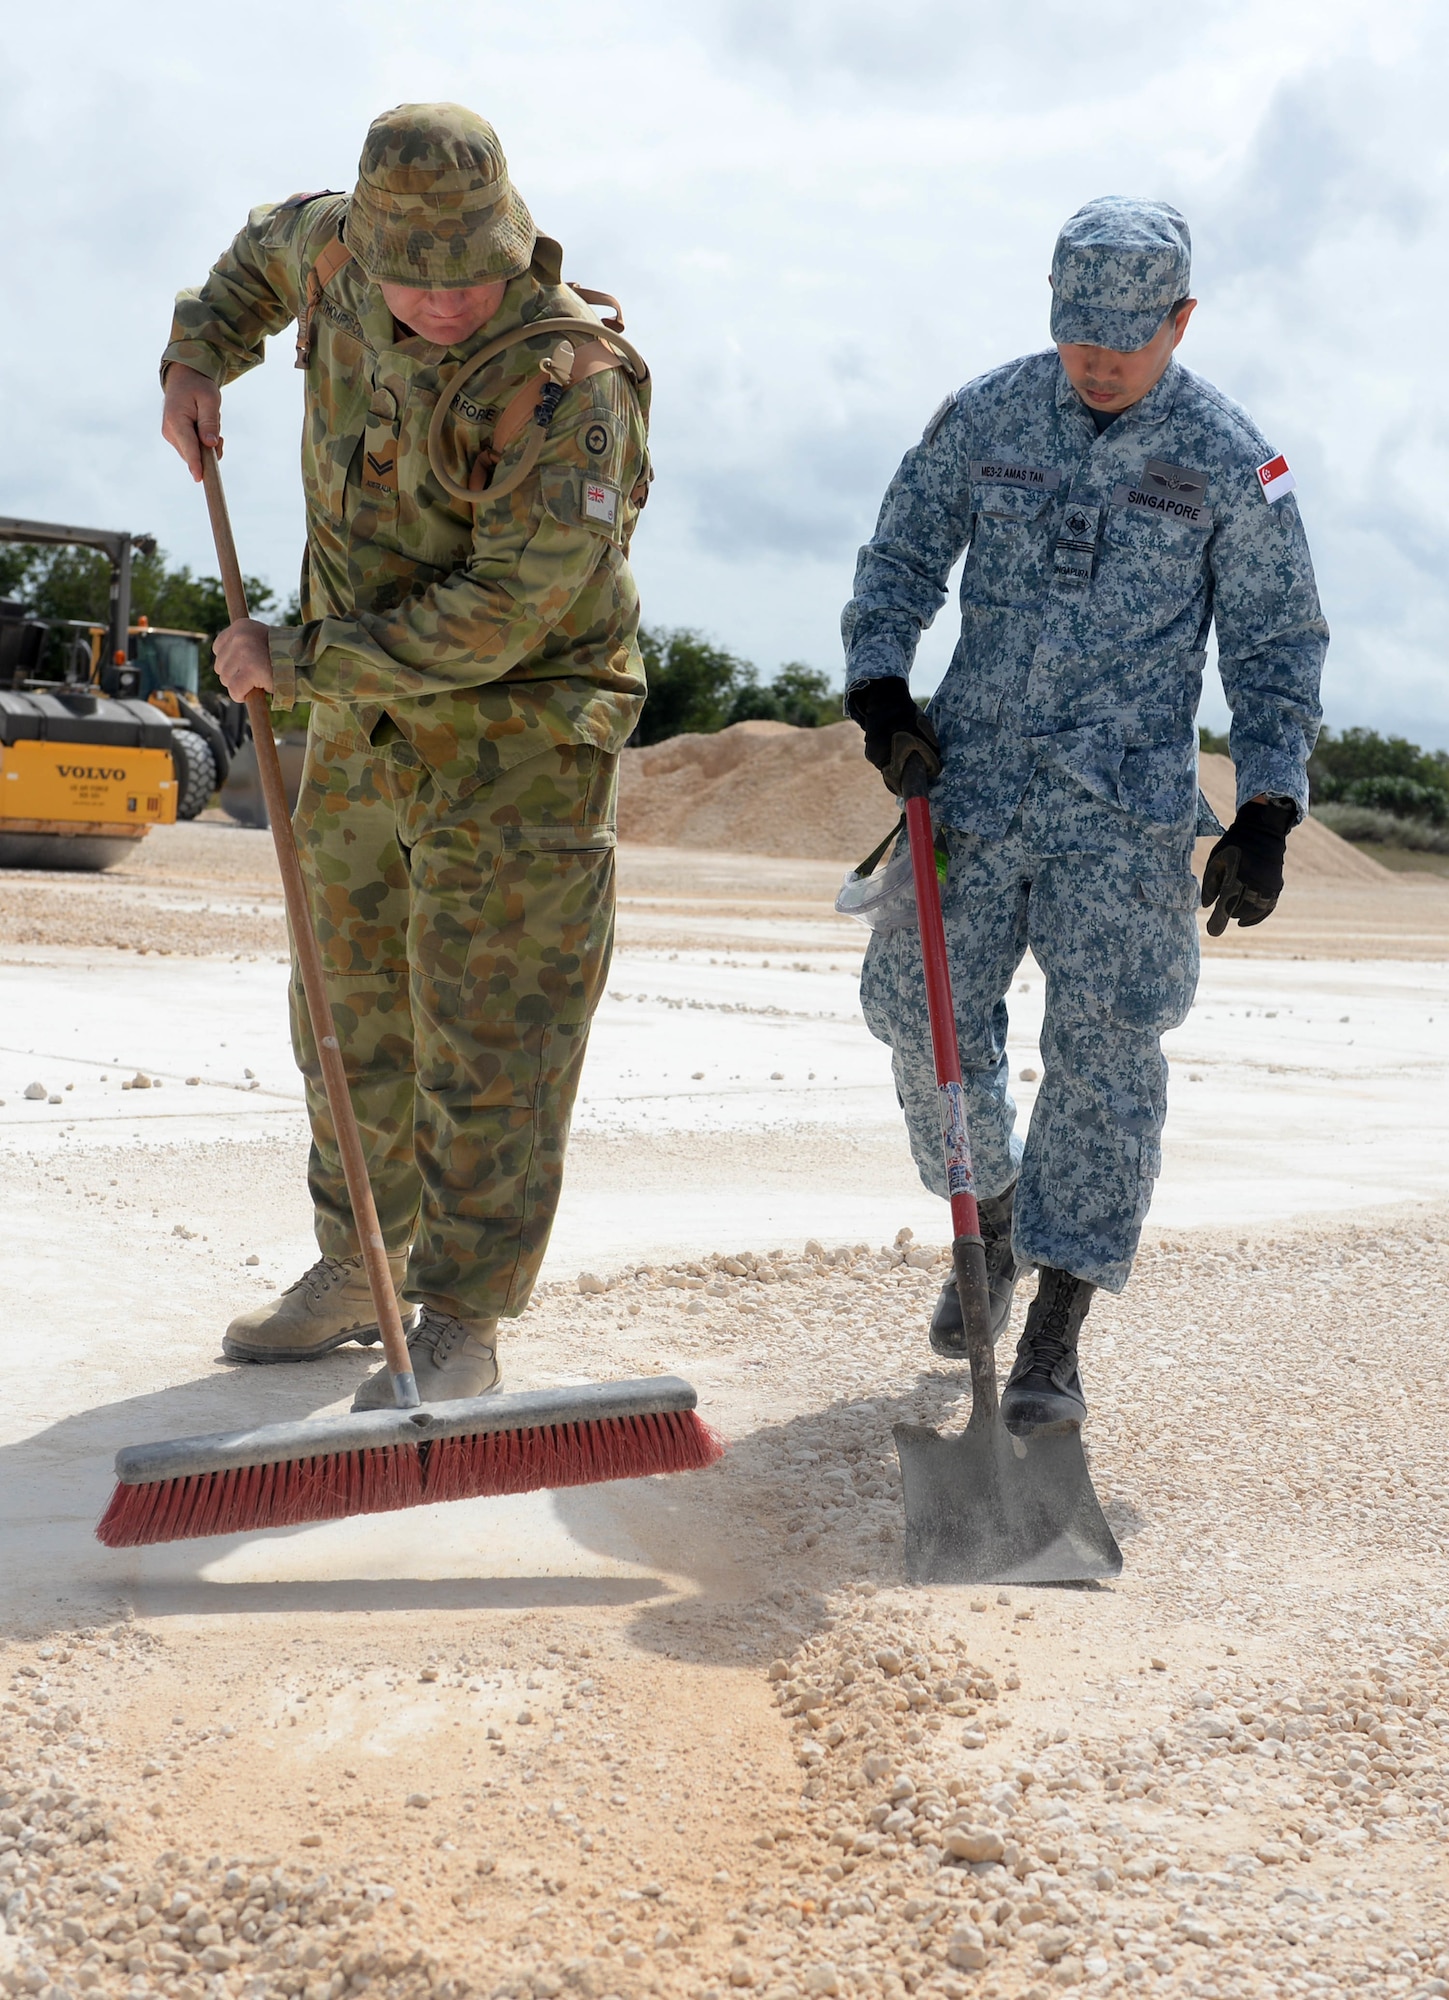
[632,628,748,743]
[1342,775,1447,823]
[1312,803,1449,854]
[727,662,841,730]
[1309,725,1449,804]
[632,627,840,744]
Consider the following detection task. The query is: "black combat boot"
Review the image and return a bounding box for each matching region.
[999,1265,1095,1436]
[928,1182,1022,1357]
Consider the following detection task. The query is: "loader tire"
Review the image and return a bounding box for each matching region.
[0,834,133,872]
[171,726,217,821]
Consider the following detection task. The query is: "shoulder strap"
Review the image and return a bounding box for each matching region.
[294,205,354,370]
[488,338,632,459]
[469,336,638,500]
[428,317,649,505]
[565,282,624,333]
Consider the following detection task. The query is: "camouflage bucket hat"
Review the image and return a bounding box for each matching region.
[346,103,536,289]
[1049,196,1191,352]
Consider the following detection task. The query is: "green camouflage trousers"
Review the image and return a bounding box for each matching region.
[288,728,617,1320]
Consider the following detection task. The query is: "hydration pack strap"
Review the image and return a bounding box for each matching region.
[294,230,354,370]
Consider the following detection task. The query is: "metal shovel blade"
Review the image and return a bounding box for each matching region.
[894,1418,1123,1586]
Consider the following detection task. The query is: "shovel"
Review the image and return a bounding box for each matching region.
[891,756,1122,1586]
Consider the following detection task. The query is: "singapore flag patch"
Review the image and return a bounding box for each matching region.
[1256,452,1297,505]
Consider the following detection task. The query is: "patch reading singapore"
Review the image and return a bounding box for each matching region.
[1112,463,1211,530]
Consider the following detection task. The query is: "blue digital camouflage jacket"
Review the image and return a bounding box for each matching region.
[842,352,1327,839]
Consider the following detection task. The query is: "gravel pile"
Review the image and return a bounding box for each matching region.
[6,1600,1449,1997]
[0,1831,424,1998]
[740,1603,1449,1998]
[618,723,898,864]
[0,881,286,958]
[615,737,1381,888]
[578,1234,941,1313]
[5,1209,1449,1998]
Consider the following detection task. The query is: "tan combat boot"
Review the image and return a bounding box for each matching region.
[350,1308,501,1410]
[223,1253,415,1363]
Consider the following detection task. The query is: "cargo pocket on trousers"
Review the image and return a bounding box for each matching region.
[859,928,901,1049]
[413,840,508,1028]
[1110,871,1201,1033]
[503,824,617,855]
[442,827,616,1039]
[496,821,618,961]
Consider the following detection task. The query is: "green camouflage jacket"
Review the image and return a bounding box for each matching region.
[162,194,650,796]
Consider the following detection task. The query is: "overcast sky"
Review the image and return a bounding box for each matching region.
[4,0,1447,743]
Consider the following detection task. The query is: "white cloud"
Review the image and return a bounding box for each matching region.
[2,0,1446,742]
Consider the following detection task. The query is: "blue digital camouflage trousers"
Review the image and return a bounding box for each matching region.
[860,772,1200,1291]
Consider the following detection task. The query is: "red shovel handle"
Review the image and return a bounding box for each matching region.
[901,755,998,1415]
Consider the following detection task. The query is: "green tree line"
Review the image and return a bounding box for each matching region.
[633,628,841,745]
[0,541,276,691]
[1201,722,1449,845]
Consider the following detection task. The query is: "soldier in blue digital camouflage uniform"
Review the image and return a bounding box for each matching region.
[843,196,1326,1437]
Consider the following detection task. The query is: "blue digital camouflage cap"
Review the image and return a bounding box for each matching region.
[1049,197,1192,352]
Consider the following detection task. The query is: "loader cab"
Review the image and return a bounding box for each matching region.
[0,598,52,689]
[128,620,203,709]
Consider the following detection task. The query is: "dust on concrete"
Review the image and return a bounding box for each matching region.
[4,1212,1449,1998]
[0,818,286,960]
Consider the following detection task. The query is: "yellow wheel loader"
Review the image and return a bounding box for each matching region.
[0,516,246,870]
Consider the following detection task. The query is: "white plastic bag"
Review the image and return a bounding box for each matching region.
[835,821,918,933]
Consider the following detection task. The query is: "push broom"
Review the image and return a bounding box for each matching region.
[96,450,720,1549]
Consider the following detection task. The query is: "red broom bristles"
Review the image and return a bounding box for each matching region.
[426,1408,722,1504]
[96,1408,723,1549]
[96,1443,426,1548]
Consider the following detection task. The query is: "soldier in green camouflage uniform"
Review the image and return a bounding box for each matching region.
[160,104,649,1407]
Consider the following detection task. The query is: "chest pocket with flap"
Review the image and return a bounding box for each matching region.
[967,481,1055,601]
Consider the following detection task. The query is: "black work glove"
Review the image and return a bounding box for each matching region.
[1201,798,1295,936]
[846,677,941,795]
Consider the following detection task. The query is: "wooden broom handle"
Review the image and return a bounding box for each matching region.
[200,450,419,1408]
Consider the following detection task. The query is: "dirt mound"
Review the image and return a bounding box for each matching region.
[619,725,1388,883]
[1195,751,1387,884]
[619,719,895,862]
